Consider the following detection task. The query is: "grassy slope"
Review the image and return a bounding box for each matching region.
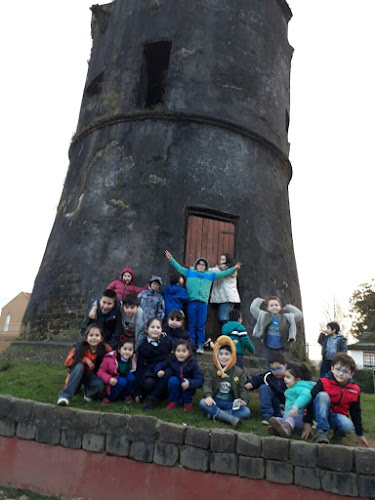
[0,359,373,445]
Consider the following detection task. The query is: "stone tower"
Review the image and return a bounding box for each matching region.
[22,0,303,350]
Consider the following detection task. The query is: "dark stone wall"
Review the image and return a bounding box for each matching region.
[22,0,302,345]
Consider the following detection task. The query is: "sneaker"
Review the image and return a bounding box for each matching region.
[102,398,110,405]
[268,417,291,438]
[125,395,134,404]
[267,425,279,436]
[166,402,177,410]
[315,429,330,444]
[261,419,269,425]
[184,403,193,412]
[57,397,69,406]
[196,346,204,354]
[83,395,93,402]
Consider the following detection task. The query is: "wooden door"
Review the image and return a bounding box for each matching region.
[184,215,236,338]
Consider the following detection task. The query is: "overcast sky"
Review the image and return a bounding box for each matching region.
[1,1,374,358]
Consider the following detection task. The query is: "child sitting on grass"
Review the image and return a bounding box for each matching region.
[221,310,255,368]
[199,335,250,428]
[97,339,137,404]
[134,318,174,412]
[303,352,368,446]
[267,361,315,438]
[156,339,203,411]
[245,351,287,424]
[57,324,111,406]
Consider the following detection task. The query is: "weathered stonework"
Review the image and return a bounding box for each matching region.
[0,395,369,497]
[22,0,303,356]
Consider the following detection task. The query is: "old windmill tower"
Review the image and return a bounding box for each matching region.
[22,0,303,350]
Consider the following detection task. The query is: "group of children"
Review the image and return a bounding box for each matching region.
[56,255,368,446]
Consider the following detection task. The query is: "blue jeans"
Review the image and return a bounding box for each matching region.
[187,301,208,347]
[274,411,304,433]
[199,398,250,419]
[218,303,234,322]
[108,373,135,402]
[168,376,195,405]
[59,363,105,401]
[258,384,283,420]
[314,392,355,436]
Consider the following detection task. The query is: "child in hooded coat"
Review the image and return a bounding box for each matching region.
[107,267,147,301]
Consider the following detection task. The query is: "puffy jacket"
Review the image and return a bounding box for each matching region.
[162,284,189,316]
[170,257,236,304]
[285,380,315,414]
[107,267,147,301]
[305,371,364,436]
[155,355,204,390]
[97,350,137,394]
[221,321,255,355]
[209,265,240,304]
[138,286,165,322]
[247,371,286,403]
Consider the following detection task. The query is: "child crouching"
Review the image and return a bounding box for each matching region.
[159,339,204,411]
[199,336,250,428]
[268,362,315,438]
[57,324,111,406]
[97,339,137,404]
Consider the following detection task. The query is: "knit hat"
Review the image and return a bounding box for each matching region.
[149,275,162,286]
[213,335,237,378]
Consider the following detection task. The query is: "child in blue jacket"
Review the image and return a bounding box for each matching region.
[156,339,204,411]
[165,250,240,353]
[163,273,189,317]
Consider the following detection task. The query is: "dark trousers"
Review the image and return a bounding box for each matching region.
[168,376,195,405]
[108,373,135,402]
[142,368,172,401]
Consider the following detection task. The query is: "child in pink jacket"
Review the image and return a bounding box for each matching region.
[97,339,137,404]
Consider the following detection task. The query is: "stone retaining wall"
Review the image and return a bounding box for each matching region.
[0,395,373,498]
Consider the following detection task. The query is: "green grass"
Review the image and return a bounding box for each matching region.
[0,359,373,445]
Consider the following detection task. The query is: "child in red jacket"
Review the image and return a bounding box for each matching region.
[304,352,368,446]
[97,339,137,404]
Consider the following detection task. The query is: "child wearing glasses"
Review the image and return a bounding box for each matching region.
[303,352,369,446]
[245,351,287,424]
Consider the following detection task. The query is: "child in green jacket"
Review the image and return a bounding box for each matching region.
[221,310,255,368]
[164,250,240,353]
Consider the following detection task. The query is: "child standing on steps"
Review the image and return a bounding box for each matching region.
[318,322,347,377]
[199,335,250,428]
[250,296,303,361]
[138,276,165,323]
[97,339,137,404]
[57,324,111,406]
[107,267,147,301]
[267,361,315,438]
[156,339,203,411]
[165,250,241,353]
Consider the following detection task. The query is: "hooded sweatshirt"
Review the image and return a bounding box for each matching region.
[107,267,147,301]
[169,257,237,304]
[162,284,189,316]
